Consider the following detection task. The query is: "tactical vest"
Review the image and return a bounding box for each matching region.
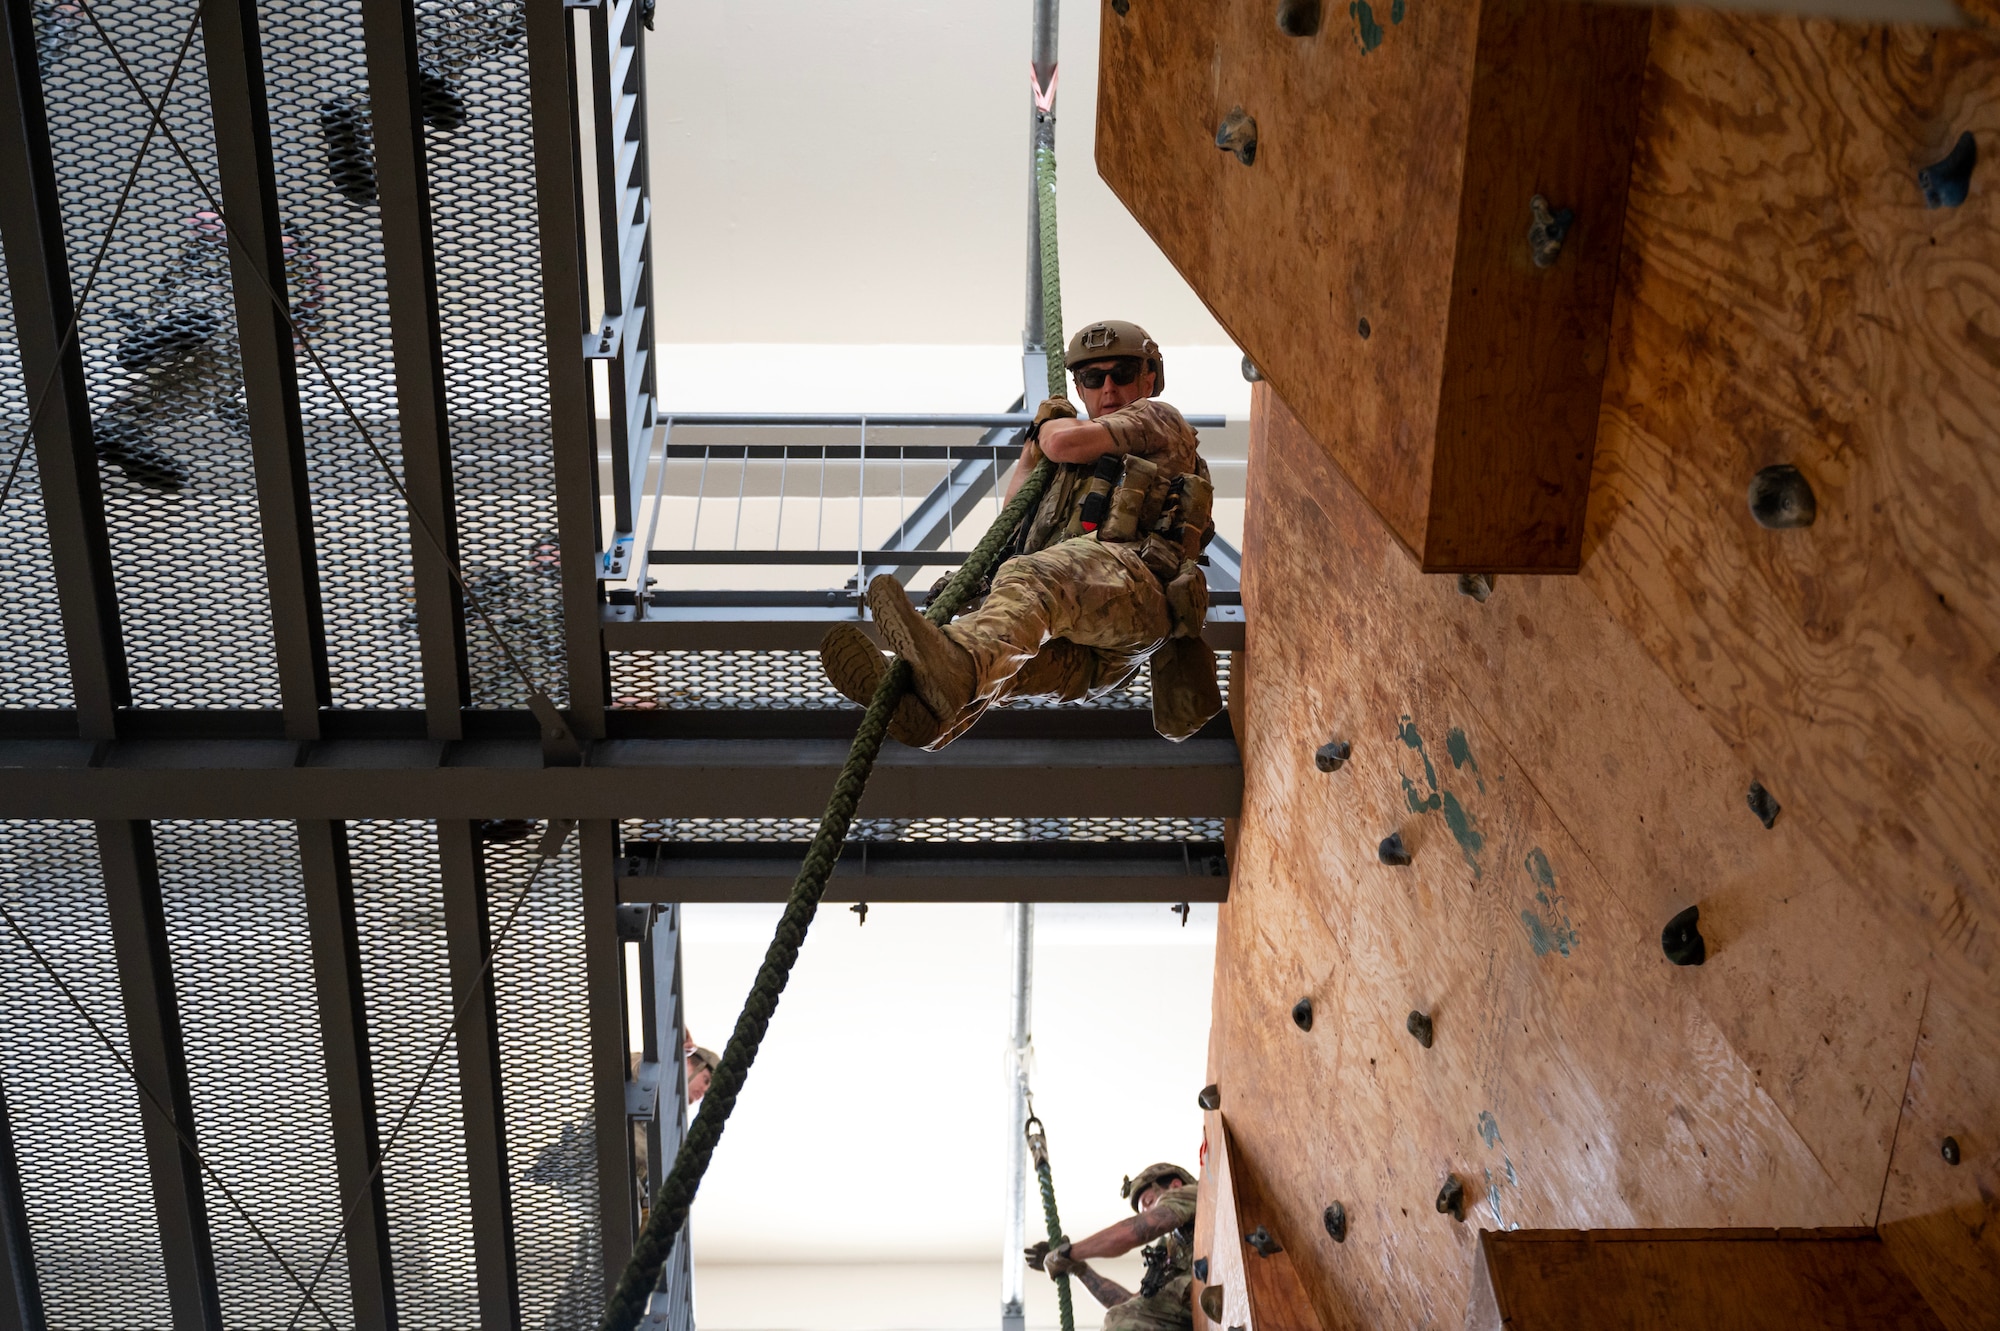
[1016,454,1215,638]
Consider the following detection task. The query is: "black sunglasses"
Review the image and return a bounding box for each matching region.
[1074,360,1144,390]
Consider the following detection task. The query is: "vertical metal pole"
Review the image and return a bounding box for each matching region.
[297,821,396,1331]
[0,0,128,739]
[1001,902,1033,1331]
[357,0,467,738]
[437,822,521,1331]
[582,820,635,1295]
[0,1078,45,1331]
[199,0,330,739]
[1022,0,1059,381]
[96,821,224,1331]
[526,0,609,737]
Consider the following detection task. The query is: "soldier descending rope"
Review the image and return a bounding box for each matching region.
[1027,1163,1201,1331]
[819,319,1226,748]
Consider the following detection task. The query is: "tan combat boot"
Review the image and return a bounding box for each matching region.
[866,575,977,722]
[818,623,946,748]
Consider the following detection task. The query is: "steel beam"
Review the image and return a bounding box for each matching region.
[199,0,329,739]
[0,735,1242,819]
[0,1079,43,1331]
[619,839,1230,904]
[436,821,520,1331]
[296,821,395,1331]
[356,0,467,737]
[580,821,633,1295]
[95,821,223,1331]
[0,0,127,737]
[605,603,1246,652]
[526,0,608,737]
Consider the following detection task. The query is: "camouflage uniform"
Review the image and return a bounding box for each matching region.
[1102,1183,1199,1331]
[929,397,1220,746]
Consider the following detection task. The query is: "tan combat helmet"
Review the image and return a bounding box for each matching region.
[1121,1162,1197,1210]
[689,1046,720,1073]
[1067,319,1165,393]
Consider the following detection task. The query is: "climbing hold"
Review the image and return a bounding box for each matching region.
[1199,1285,1224,1323]
[1357,317,1371,340]
[1111,0,1129,12]
[1746,781,1781,829]
[1942,1136,1962,1166]
[1241,355,1263,383]
[1407,1010,1434,1049]
[1314,739,1351,773]
[1436,1174,1466,1222]
[1198,1083,1222,1111]
[1172,901,1191,927]
[1215,107,1257,166]
[1457,572,1495,603]
[1322,1202,1348,1243]
[1747,465,1816,530]
[1246,1226,1282,1257]
[1918,131,1976,209]
[1193,1257,1209,1283]
[850,901,868,926]
[1378,832,1412,867]
[1276,0,1321,36]
[1528,194,1575,268]
[1661,904,1705,967]
[1292,997,1314,1031]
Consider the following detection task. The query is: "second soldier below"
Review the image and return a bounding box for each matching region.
[818,320,1224,748]
[1026,1162,1199,1331]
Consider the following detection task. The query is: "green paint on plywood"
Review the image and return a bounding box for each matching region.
[1441,791,1483,879]
[1446,726,1485,793]
[1350,0,1404,53]
[1520,848,1579,957]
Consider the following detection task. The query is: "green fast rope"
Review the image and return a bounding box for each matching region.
[1035,144,1066,399]
[1027,1117,1077,1331]
[597,108,1073,1331]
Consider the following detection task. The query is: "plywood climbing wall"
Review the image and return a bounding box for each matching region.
[1203,11,2000,1318]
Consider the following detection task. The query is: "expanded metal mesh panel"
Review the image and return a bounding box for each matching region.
[345,819,478,1328]
[622,816,1228,845]
[426,0,568,709]
[0,243,74,707]
[0,821,175,1328]
[484,832,600,1329]
[33,0,282,707]
[608,649,1236,712]
[152,819,353,1328]
[258,0,424,707]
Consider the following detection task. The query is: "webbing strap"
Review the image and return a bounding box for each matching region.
[595,97,1073,1331]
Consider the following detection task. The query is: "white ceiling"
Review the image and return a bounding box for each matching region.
[642,0,1234,349]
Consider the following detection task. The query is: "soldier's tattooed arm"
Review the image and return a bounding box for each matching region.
[1064,1259,1133,1309]
[1065,1203,1187,1262]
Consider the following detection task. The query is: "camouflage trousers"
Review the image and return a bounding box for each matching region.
[1101,1275,1192,1331]
[933,537,1171,743]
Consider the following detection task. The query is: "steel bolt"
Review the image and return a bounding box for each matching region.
[1199,1286,1224,1323]
[1943,1136,1962,1166]
[1292,997,1314,1031]
[1198,1083,1222,1111]
[1379,832,1412,867]
[1436,1174,1466,1222]
[1314,739,1351,773]
[1357,317,1371,340]
[1322,1201,1348,1243]
[1661,904,1706,967]
[1241,355,1263,383]
[1246,1225,1282,1257]
[850,901,869,926]
[1746,781,1781,829]
[1407,1010,1434,1049]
